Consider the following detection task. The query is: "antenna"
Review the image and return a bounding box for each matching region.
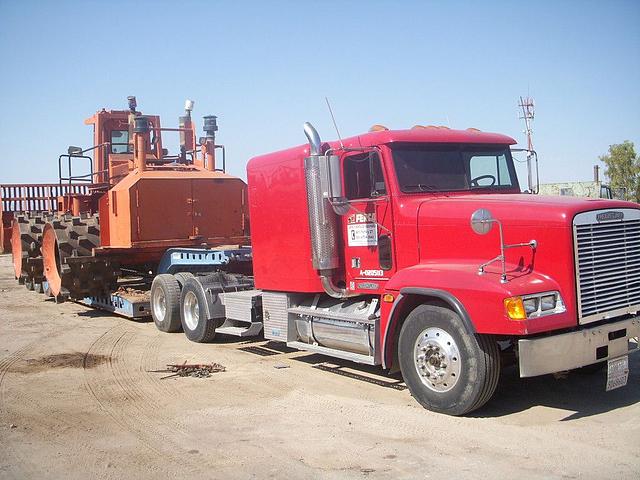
[325,97,344,148]
[518,96,535,192]
[518,96,535,152]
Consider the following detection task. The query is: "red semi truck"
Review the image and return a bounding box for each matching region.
[148,122,640,415]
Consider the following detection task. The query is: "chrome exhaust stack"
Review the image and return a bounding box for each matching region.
[303,122,352,299]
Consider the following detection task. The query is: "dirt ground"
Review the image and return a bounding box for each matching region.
[0,255,638,479]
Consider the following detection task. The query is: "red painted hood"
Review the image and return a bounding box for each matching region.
[417,193,636,229]
[411,193,639,333]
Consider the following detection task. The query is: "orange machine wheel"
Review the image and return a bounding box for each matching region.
[42,223,63,296]
[10,218,23,280]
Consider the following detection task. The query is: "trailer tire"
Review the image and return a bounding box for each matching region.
[151,274,182,333]
[398,304,500,416]
[180,278,217,343]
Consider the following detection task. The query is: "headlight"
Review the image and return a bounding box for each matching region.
[523,297,539,316]
[504,291,565,320]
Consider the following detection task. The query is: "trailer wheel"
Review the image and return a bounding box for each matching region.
[398,304,500,416]
[151,274,182,333]
[180,278,217,343]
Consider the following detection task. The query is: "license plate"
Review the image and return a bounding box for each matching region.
[606,356,629,391]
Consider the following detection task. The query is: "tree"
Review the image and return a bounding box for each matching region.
[599,141,640,202]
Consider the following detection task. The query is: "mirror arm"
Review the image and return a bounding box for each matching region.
[476,218,537,283]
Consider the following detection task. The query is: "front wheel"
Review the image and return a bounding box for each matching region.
[398,304,500,416]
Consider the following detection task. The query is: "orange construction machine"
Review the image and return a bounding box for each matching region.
[11,97,249,300]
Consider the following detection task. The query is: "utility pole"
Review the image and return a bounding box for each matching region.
[518,96,535,192]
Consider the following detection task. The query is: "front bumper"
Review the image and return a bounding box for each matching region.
[518,316,640,377]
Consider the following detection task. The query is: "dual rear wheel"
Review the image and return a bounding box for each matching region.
[150,273,217,343]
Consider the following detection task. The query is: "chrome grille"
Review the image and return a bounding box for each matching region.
[574,209,640,324]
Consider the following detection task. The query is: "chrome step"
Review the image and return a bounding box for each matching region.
[216,320,263,337]
[287,341,376,365]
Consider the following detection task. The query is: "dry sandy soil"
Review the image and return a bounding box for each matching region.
[0,254,638,479]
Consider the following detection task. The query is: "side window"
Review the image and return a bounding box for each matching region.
[343,152,386,200]
[469,153,513,187]
[110,130,130,154]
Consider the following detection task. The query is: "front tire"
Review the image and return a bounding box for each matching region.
[398,304,500,416]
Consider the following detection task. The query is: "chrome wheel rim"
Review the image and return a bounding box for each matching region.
[152,288,166,322]
[183,291,199,331]
[413,327,461,393]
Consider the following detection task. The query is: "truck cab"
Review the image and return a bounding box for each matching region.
[247,123,640,415]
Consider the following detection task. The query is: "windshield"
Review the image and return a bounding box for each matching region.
[110,130,130,154]
[392,143,519,193]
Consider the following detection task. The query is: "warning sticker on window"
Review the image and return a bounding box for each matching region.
[347,223,377,246]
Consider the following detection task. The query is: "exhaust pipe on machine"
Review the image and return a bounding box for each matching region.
[202,115,218,171]
[179,99,195,163]
[133,116,150,172]
[303,122,353,299]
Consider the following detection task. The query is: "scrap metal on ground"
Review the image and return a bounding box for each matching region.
[149,362,226,379]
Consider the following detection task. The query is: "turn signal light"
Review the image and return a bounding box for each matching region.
[504,297,527,320]
[382,293,395,303]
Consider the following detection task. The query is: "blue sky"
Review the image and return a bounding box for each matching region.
[0,0,638,185]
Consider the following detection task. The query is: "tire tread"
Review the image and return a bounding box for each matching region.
[151,274,182,333]
[398,304,500,416]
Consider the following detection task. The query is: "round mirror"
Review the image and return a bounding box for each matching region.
[470,208,494,235]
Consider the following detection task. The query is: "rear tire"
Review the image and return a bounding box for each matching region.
[398,304,500,416]
[174,271,195,288]
[180,278,217,343]
[151,274,182,333]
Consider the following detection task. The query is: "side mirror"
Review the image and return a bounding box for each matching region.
[324,155,344,200]
[470,208,495,235]
[67,146,83,156]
